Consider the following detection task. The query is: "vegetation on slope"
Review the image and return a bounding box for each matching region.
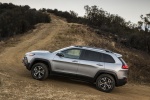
[0,3,150,84]
[0,3,51,39]
[43,6,150,54]
[45,24,150,83]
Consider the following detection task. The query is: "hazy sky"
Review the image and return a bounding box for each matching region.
[0,0,150,23]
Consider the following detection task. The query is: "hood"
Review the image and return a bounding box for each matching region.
[31,50,50,53]
[25,50,52,57]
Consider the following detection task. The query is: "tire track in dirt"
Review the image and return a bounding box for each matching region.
[0,14,67,75]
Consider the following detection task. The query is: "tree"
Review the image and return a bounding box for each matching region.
[140,14,150,32]
[70,10,78,18]
[0,3,51,38]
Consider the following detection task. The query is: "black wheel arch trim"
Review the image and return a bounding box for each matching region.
[29,58,52,71]
[94,70,118,85]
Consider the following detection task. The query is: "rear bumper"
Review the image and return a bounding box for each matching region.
[116,77,127,86]
[22,57,31,70]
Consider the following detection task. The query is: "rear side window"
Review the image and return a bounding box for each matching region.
[80,50,103,62]
[103,54,115,63]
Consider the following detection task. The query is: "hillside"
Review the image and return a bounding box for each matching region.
[0,14,150,100]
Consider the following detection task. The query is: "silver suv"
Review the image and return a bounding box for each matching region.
[23,46,128,92]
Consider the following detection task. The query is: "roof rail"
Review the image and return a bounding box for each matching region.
[105,49,113,53]
[74,45,114,53]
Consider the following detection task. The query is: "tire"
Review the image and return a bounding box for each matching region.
[96,74,115,93]
[31,63,49,80]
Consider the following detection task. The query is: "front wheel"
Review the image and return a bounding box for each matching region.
[31,63,49,80]
[96,74,115,93]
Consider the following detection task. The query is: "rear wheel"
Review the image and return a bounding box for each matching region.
[96,74,115,93]
[31,63,49,80]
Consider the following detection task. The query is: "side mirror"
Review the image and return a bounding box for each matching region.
[56,53,64,57]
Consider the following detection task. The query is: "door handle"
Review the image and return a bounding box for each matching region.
[72,60,78,63]
[96,64,103,66]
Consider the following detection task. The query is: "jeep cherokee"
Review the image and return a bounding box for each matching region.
[22,46,128,92]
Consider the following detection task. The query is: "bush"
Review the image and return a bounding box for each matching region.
[45,6,150,54]
[0,3,51,38]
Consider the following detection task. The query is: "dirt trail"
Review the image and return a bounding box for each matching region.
[0,14,150,100]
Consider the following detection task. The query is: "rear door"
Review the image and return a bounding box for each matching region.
[77,50,105,78]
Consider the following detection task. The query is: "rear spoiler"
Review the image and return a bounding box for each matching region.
[104,49,122,57]
[114,53,122,57]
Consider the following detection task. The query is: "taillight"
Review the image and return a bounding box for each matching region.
[122,65,128,69]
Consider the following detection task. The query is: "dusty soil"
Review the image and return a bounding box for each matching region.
[0,14,150,100]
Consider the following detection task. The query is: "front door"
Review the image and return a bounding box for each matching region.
[52,48,82,75]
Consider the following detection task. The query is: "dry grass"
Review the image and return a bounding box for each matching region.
[0,78,2,87]
[0,14,150,100]
[1,26,150,84]
[47,23,150,83]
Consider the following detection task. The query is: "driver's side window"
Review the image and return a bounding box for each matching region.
[61,49,81,59]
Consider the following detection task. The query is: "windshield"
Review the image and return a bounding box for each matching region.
[53,46,73,53]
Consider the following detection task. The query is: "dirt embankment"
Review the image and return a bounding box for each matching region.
[0,14,150,100]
